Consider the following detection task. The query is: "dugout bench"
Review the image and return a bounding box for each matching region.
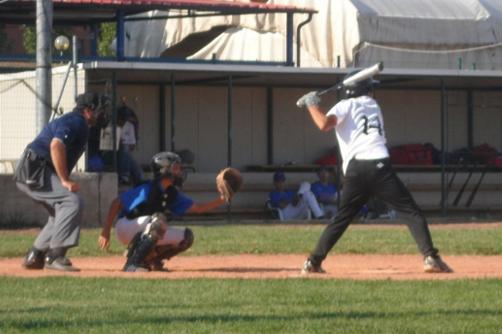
[247,162,502,212]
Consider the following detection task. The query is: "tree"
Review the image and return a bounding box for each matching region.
[22,25,73,56]
[22,25,36,55]
[20,23,116,58]
[98,23,116,57]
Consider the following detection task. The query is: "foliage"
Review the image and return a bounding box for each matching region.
[19,21,116,57]
[98,22,116,57]
[22,25,77,56]
[22,25,36,55]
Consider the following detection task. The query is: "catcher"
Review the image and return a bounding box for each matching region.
[98,151,242,272]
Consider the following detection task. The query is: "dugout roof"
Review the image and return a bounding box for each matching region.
[84,61,502,91]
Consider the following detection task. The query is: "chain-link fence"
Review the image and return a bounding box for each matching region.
[0,65,85,173]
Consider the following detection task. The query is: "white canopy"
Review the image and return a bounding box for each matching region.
[121,0,502,69]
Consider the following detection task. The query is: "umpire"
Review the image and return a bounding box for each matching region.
[296,71,452,274]
[14,92,107,272]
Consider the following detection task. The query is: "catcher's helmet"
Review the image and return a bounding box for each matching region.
[150,152,182,179]
[342,70,379,99]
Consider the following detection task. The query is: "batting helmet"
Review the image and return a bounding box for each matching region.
[150,151,182,179]
[342,70,379,99]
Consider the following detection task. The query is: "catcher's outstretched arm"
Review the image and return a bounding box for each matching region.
[187,197,226,214]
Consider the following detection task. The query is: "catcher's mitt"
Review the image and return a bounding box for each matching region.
[216,167,243,203]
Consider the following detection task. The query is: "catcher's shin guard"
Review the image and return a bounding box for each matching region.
[123,232,156,272]
[146,228,194,271]
[123,213,169,272]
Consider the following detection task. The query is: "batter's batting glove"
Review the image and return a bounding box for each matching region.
[296,91,321,109]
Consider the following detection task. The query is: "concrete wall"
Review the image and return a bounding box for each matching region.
[0,173,117,228]
[1,171,501,225]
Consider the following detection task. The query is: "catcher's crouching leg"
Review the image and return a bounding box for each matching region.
[147,228,194,271]
[123,213,168,272]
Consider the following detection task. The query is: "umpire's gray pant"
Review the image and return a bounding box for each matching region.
[16,172,84,251]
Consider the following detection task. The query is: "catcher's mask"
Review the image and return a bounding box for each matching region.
[151,151,185,182]
[341,70,379,99]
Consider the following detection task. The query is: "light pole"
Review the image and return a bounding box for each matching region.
[54,35,70,57]
[52,35,76,119]
[36,0,52,132]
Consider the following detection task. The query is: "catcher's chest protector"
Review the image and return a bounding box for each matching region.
[126,181,177,219]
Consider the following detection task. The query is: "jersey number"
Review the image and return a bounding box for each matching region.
[361,115,382,135]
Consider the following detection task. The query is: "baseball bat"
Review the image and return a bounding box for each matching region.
[317,62,384,96]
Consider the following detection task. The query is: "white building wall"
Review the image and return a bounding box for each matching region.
[378,89,471,151]
[474,91,502,149]
[0,66,86,170]
[112,86,502,173]
[273,88,333,165]
[165,86,268,172]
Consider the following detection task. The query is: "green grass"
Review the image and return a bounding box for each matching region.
[2,224,502,333]
[0,277,501,334]
[1,224,502,258]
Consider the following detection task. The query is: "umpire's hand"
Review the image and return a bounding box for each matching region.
[62,179,80,192]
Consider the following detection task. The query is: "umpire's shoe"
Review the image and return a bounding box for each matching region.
[301,259,326,275]
[22,248,46,270]
[423,255,453,273]
[45,256,80,272]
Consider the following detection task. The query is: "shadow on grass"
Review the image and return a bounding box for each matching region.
[4,307,502,331]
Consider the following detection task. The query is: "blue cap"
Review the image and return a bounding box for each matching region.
[273,171,286,182]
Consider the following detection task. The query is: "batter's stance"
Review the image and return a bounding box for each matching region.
[296,71,452,274]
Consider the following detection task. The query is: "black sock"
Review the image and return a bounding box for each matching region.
[46,247,67,262]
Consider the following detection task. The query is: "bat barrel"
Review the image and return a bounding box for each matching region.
[342,62,384,87]
[316,62,384,97]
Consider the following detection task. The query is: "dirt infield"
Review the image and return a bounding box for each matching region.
[1,254,502,280]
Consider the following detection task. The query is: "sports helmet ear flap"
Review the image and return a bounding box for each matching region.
[150,152,182,178]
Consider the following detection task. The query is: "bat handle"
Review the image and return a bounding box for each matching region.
[317,83,342,96]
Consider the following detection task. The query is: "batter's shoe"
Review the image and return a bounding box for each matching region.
[22,248,46,270]
[301,259,326,274]
[44,256,80,272]
[423,255,453,273]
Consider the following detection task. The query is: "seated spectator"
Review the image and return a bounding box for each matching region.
[311,167,338,218]
[268,171,324,221]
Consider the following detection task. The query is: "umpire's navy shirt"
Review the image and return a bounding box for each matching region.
[28,110,89,171]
